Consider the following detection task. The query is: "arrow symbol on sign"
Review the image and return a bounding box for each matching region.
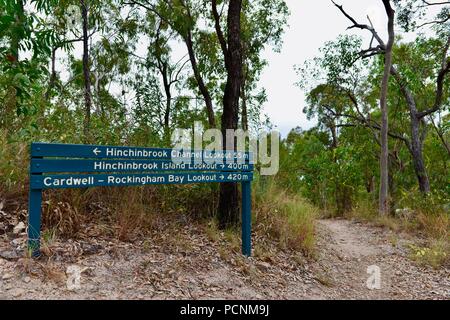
[93,148,101,156]
[219,174,224,179]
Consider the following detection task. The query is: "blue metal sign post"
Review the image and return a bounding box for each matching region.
[28,142,253,257]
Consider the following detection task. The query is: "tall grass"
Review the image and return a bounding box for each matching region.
[0,134,29,193]
[254,177,318,256]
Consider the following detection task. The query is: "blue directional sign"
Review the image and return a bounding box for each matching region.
[31,172,253,189]
[27,142,254,258]
[31,142,253,163]
[30,159,254,173]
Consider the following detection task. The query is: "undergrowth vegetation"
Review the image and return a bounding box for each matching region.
[253,177,318,256]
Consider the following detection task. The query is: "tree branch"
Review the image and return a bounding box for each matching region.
[419,0,450,7]
[332,0,386,49]
[337,123,411,149]
[212,0,228,63]
[417,35,450,119]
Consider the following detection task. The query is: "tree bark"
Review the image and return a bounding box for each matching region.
[81,0,92,142]
[160,62,172,132]
[379,0,395,215]
[216,0,243,229]
[390,66,431,193]
[241,75,248,131]
[184,32,216,128]
[410,114,431,192]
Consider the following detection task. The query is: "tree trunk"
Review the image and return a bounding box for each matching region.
[81,0,92,142]
[241,55,248,131]
[410,115,431,193]
[218,0,243,229]
[390,66,432,194]
[365,174,375,193]
[379,0,395,215]
[45,47,57,101]
[184,32,216,128]
[241,78,248,131]
[161,62,172,138]
[329,122,340,213]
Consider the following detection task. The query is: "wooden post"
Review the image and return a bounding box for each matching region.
[241,180,251,256]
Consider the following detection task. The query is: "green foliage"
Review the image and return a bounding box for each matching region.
[295,30,449,217]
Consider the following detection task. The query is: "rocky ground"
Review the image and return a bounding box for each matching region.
[0,214,448,300]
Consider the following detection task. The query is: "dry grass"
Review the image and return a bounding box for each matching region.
[415,211,449,240]
[408,240,449,269]
[346,197,449,267]
[254,179,318,257]
[0,137,29,193]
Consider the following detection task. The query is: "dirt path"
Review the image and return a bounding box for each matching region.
[311,219,449,299]
[0,218,448,299]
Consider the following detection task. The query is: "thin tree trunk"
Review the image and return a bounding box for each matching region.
[184,32,216,128]
[45,47,57,101]
[429,115,450,156]
[160,63,171,129]
[390,66,432,193]
[410,115,431,192]
[241,78,248,131]
[379,0,395,215]
[329,122,342,215]
[81,0,92,142]
[217,0,243,228]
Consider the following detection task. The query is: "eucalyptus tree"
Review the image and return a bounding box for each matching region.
[299,32,450,203]
[0,0,26,131]
[332,1,450,194]
[124,0,218,127]
[298,35,381,212]
[396,0,450,30]
[138,13,190,138]
[332,0,395,215]
[125,0,288,227]
[46,0,141,142]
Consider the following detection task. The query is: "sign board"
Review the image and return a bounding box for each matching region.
[31,143,253,162]
[27,143,253,257]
